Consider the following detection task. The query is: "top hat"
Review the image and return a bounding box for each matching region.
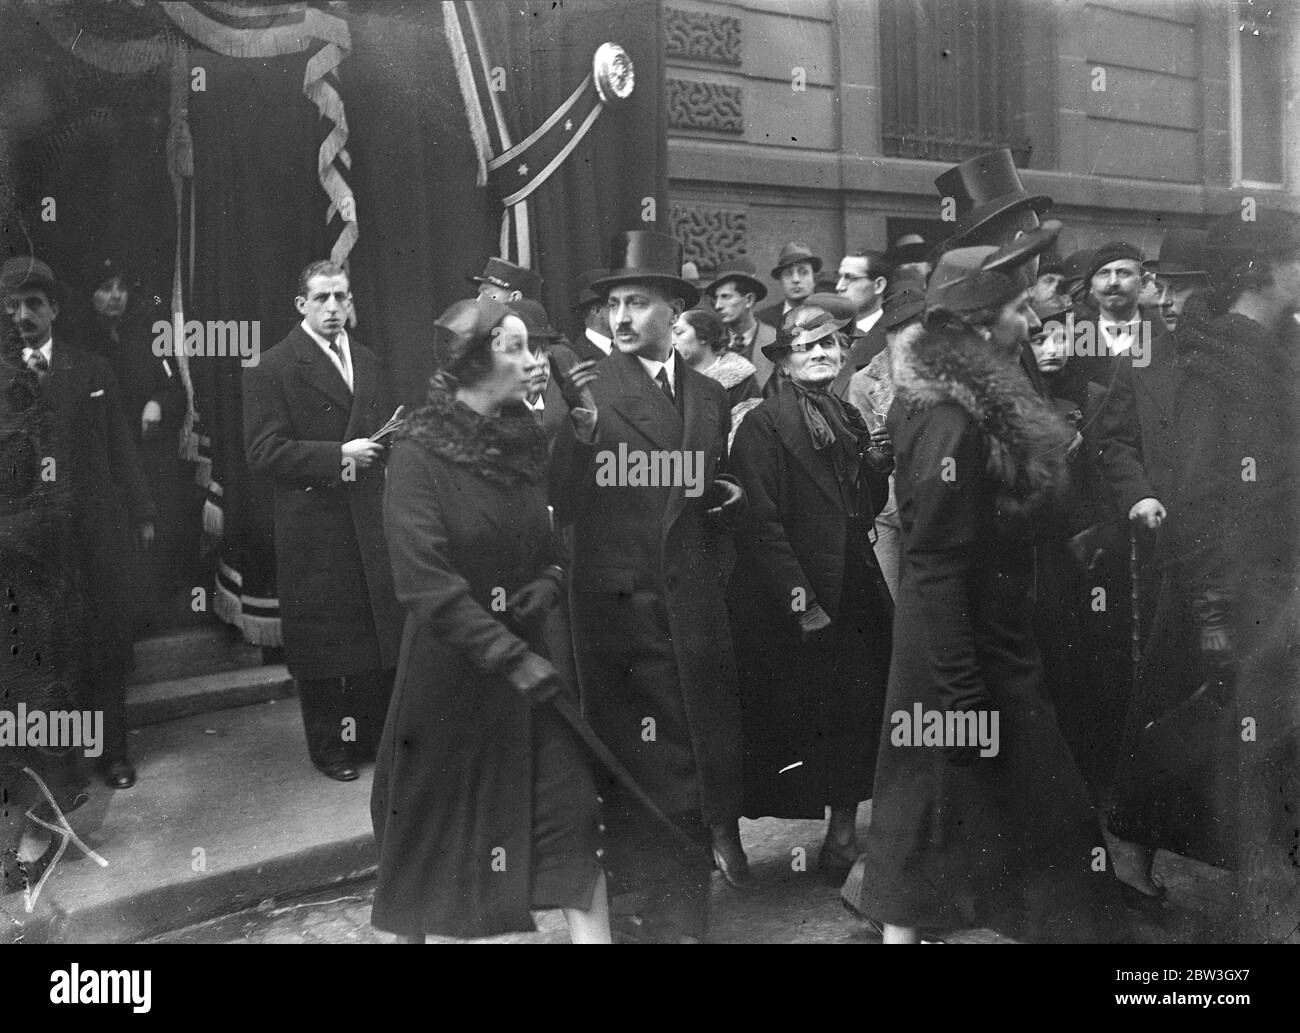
[570,268,608,311]
[926,223,1060,315]
[886,234,930,268]
[878,276,927,332]
[934,149,1053,245]
[432,296,513,372]
[592,231,701,308]
[468,257,543,300]
[763,292,857,360]
[0,256,68,306]
[1143,229,1208,279]
[706,258,768,302]
[508,298,563,341]
[770,242,823,279]
[1203,208,1300,280]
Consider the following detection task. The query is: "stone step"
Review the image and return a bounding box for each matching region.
[127,622,264,688]
[127,664,294,728]
[1,698,375,944]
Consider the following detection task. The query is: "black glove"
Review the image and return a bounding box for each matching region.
[704,478,745,529]
[799,604,833,646]
[505,653,562,705]
[506,573,561,626]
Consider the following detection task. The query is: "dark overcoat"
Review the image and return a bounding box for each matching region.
[242,325,401,679]
[551,349,743,823]
[727,386,893,817]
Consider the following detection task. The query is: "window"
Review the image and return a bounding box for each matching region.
[879,0,1031,165]
[1230,0,1287,186]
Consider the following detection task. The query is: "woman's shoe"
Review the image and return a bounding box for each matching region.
[710,823,752,889]
[818,838,860,885]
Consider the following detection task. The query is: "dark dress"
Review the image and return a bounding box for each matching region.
[727,385,893,818]
[370,395,601,939]
[855,324,1125,942]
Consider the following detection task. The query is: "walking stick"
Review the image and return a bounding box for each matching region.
[1130,524,1142,689]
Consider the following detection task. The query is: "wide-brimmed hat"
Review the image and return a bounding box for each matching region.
[763,292,857,360]
[926,223,1061,315]
[592,231,701,307]
[706,258,768,302]
[770,241,823,279]
[508,298,563,341]
[432,296,514,372]
[934,148,1053,245]
[1203,208,1300,281]
[878,277,927,332]
[1143,229,1208,279]
[570,268,608,311]
[0,256,68,306]
[467,257,542,300]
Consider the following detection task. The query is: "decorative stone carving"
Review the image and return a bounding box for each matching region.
[666,79,743,134]
[665,7,741,66]
[670,204,747,273]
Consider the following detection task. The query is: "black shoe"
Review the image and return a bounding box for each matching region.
[315,757,359,782]
[710,823,752,889]
[818,837,859,886]
[101,760,137,790]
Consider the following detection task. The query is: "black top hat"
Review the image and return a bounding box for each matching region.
[570,268,608,311]
[433,296,513,372]
[934,148,1053,244]
[1142,229,1208,279]
[0,256,68,306]
[508,298,562,340]
[592,231,701,307]
[706,258,768,302]
[770,242,823,279]
[468,257,543,300]
[763,292,856,360]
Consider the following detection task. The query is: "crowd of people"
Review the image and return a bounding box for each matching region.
[3,147,1298,944]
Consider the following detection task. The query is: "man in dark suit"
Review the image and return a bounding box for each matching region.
[756,242,821,329]
[243,260,402,781]
[2,257,154,789]
[567,268,612,362]
[552,230,747,942]
[708,259,777,394]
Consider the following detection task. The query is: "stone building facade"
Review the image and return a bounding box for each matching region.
[667,0,1298,287]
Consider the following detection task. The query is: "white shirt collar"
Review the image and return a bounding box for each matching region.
[22,337,53,364]
[856,308,883,335]
[637,349,677,386]
[525,393,545,412]
[585,327,612,355]
[301,319,352,387]
[1098,313,1139,355]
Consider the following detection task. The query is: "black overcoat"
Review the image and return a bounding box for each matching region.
[242,326,401,678]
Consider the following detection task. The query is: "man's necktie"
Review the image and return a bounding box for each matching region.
[26,351,49,386]
[327,340,350,390]
[655,366,674,401]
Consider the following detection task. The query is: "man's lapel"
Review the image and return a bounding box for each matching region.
[345,341,375,440]
[603,350,683,453]
[292,326,353,413]
[662,363,719,536]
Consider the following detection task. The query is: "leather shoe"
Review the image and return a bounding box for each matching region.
[101,760,137,790]
[710,822,752,889]
[818,837,859,885]
[316,757,359,782]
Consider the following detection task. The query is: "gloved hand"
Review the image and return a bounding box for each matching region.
[551,354,600,416]
[1192,590,1234,663]
[506,574,561,625]
[506,653,563,704]
[705,478,746,529]
[799,604,833,646]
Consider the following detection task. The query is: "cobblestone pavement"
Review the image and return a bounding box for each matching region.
[151,814,1234,944]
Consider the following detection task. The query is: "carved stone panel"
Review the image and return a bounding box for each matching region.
[670,204,748,274]
[666,79,743,134]
[665,7,742,66]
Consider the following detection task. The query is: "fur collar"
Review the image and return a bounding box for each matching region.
[398,379,548,487]
[891,323,1071,517]
[703,350,756,390]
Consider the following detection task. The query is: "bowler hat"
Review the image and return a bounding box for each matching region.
[763,292,856,360]
[706,258,768,302]
[1143,229,1208,279]
[934,148,1052,244]
[770,241,823,279]
[468,257,543,300]
[926,223,1061,315]
[508,298,563,341]
[570,268,608,311]
[432,296,514,373]
[592,231,701,307]
[878,277,927,332]
[1203,208,1300,280]
[0,256,68,306]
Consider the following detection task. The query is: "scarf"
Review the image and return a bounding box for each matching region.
[397,376,549,487]
[790,379,866,504]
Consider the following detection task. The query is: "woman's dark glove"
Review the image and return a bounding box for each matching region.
[506,652,563,704]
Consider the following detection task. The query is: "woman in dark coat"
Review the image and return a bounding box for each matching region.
[370,298,609,942]
[726,294,893,883]
[855,233,1127,943]
[1109,210,1300,941]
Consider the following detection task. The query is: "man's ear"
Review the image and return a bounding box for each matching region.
[294,295,308,317]
[873,277,888,297]
[670,297,685,318]
[48,299,59,322]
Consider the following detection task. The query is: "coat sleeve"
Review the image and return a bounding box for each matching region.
[243,361,344,486]
[384,441,531,676]
[1094,356,1157,514]
[903,403,990,712]
[730,406,817,615]
[97,357,156,525]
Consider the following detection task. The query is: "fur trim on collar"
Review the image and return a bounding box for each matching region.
[890,323,1071,517]
[703,350,757,390]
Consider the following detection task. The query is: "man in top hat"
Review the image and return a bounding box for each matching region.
[568,268,613,363]
[1144,228,1208,334]
[469,256,542,304]
[1,256,154,789]
[756,242,821,330]
[550,229,747,942]
[886,233,932,283]
[243,259,403,782]
[708,259,777,394]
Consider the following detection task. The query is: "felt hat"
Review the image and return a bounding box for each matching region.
[706,258,768,302]
[934,148,1053,244]
[570,268,608,311]
[592,231,701,307]
[1143,229,1208,279]
[432,296,514,372]
[1202,208,1300,281]
[878,277,928,332]
[769,241,823,279]
[763,292,857,360]
[926,223,1061,315]
[0,256,68,306]
[468,257,543,300]
[508,298,563,341]
[886,234,930,267]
